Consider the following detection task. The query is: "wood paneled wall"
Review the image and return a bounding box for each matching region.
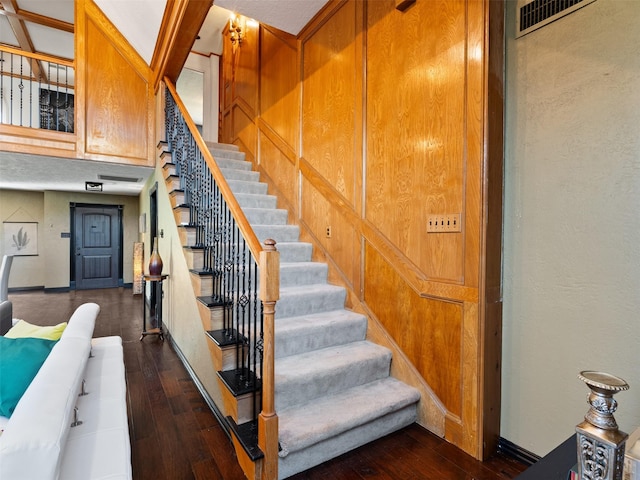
[1,0,155,167]
[220,0,504,460]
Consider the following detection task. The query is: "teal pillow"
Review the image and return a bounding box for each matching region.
[0,336,57,417]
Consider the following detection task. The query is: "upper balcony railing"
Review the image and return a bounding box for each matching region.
[0,46,74,133]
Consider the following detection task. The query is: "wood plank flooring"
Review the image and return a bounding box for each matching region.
[8,288,528,480]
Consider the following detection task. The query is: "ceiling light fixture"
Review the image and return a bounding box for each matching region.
[85,181,103,192]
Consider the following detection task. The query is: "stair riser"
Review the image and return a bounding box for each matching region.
[278,406,417,480]
[163,164,176,179]
[184,249,204,270]
[220,380,261,425]
[159,150,173,166]
[173,207,190,226]
[166,176,180,192]
[197,302,225,331]
[190,273,213,297]
[177,226,196,246]
[207,339,248,372]
[169,190,185,206]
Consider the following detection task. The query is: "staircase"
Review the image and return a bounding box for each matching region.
[164,140,420,479]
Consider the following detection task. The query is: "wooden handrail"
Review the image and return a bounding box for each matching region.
[0,45,74,68]
[164,77,263,260]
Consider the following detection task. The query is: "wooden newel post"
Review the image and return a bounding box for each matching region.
[259,239,279,479]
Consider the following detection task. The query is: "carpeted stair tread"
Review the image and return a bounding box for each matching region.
[274,341,391,411]
[276,284,346,318]
[215,157,252,171]
[252,224,300,243]
[278,262,328,287]
[205,141,240,152]
[277,377,420,458]
[209,147,246,161]
[243,207,289,225]
[274,242,313,262]
[274,310,367,358]
[220,168,260,182]
[227,179,268,195]
[235,193,278,209]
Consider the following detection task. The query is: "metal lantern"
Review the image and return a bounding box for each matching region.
[576,371,629,480]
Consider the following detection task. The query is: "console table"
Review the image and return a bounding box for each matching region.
[140,274,168,341]
[515,434,576,480]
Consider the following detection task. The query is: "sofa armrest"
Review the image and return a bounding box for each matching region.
[0,300,12,336]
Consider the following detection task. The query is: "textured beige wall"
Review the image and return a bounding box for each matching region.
[502,0,640,456]
[140,168,224,408]
[0,188,139,289]
[0,190,45,288]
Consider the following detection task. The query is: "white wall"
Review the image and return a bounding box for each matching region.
[502,0,640,456]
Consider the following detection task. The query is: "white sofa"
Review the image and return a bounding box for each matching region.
[0,303,132,480]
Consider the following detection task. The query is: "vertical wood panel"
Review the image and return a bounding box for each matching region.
[84,19,150,161]
[365,0,466,282]
[364,243,463,417]
[259,131,297,209]
[301,175,358,290]
[233,105,257,159]
[301,1,359,206]
[260,28,299,152]
[235,23,259,116]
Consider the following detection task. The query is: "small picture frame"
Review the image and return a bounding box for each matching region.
[3,222,38,256]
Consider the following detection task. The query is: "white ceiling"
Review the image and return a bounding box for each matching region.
[0,0,329,196]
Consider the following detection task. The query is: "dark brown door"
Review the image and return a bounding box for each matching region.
[74,206,120,289]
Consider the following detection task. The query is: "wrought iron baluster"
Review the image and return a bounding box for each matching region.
[164,89,264,445]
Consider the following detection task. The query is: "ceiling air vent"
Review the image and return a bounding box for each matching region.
[516,0,597,38]
[98,174,142,183]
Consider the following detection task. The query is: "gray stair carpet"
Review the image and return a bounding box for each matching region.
[207,143,420,479]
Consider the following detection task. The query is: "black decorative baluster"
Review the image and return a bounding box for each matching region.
[164,88,264,454]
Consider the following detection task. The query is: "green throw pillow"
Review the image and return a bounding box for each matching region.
[5,319,67,341]
[0,336,57,417]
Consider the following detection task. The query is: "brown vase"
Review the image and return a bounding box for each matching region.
[148,237,163,276]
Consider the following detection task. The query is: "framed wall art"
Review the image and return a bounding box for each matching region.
[3,222,38,256]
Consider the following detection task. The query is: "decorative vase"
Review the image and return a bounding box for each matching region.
[576,371,629,480]
[148,237,163,276]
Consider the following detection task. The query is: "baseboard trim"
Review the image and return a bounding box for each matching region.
[498,437,541,466]
[8,286,44,292]
[165,329,232,440]
[44,287,70,293]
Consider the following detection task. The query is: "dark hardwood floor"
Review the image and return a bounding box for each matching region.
[8,288,527,480]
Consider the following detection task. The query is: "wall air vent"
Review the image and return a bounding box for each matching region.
[98,174,142,183]
[516,0,597,38]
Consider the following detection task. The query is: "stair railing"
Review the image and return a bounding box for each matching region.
[0,46,74,132]
[164,79,279,478]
